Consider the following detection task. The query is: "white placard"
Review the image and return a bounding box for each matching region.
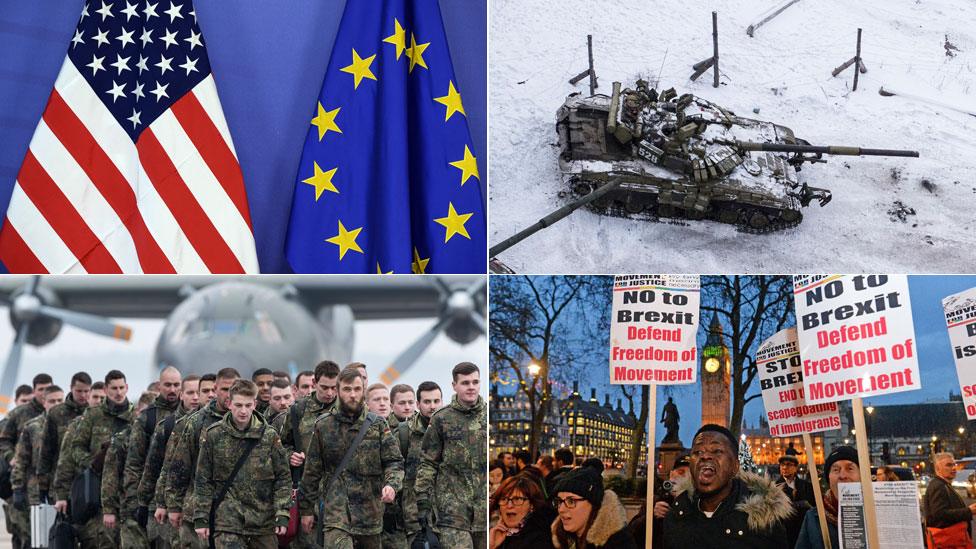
[943,286,976,419]
[757,327,841,436]
[609,275,699,385]
[838,481,923,549]
[794,275,921,404]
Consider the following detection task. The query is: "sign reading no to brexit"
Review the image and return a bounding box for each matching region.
[794,275,921,404]
[609,274,700,385]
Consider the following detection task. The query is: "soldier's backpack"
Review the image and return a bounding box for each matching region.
[47,512,76,549]
[69,468,101,524]
[397,421,410,459]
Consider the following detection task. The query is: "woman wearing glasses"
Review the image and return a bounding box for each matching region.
[551,467,637,549]
[489,473,556,549]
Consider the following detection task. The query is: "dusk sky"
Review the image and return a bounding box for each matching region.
[491,275,976,447]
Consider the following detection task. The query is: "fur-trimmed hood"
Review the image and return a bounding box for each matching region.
[672,471,794,532]
[551,489,628,548]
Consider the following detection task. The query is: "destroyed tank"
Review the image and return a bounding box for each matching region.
[555,82,920,233]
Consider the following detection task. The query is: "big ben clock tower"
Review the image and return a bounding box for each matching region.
[701,313,731,428]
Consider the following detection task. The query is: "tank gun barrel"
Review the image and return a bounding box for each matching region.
[736,141,919,158]
[489,180,623,258]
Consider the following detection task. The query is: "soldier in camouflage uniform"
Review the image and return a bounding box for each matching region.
[399,382,442,543]
[11,386,64,549]
[123,367,182,548]
[279,360,340,549]
[101,426,130,548]
[415,363,487,549]
[141,374,202,549]
[192,380,291,548]
[165,368,240,549]
[380,384,416,549]
[252,369,274,418]
[2,376,50,549]
[300,366,403,549]
[54,370,133,549]
[37,372,91,501]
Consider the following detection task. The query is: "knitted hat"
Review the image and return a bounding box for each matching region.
[553,466,604,507]
[693,424,739,453]
[824,446,859,473]
[778,455,799,465]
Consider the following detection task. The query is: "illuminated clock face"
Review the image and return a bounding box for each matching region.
[704,357,721,374]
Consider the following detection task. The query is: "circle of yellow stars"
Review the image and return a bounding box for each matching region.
[305,16,481,272]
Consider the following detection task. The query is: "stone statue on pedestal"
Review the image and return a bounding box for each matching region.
[661,396,680,443]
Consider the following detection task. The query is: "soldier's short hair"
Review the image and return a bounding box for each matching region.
[200,373,217,384]
[229,379,258,399]
[272,370,291,383]
[147,381,159,392]
[216,368,241,382]
[451,362,479,381]
[271,378,291,391]
[337,366,363,386]
[137,391,157,408]
[314,361,340,381]
[390,384,413,401]
[92,381,105,391]
[182,374,201,388]
[33,373,53,388]
[15,384,32,399]
[45,385,64,395]
[347,361,367,373]
[366,383,388,396]
[416,381,441,400]
[252,368,273,380]
[105,370,126,384]
[70,372,92,387]
[297,370,315,384]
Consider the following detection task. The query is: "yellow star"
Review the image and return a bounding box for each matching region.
[411,247,430,274]
[448,145,479,185]
[405,33,429,73]
[302,162,339,201]
[382,18,407,60]
[340,48,378,89]
[324,220,363,260]
[310,102,341,141]
[433,202,474,243]
[376,262,393,274]
[433,81,465,121]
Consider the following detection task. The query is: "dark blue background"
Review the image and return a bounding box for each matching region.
[0,0,486,273]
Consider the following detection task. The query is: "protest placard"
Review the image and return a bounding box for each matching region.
[838,482,923,549]
[609,274,700,385]
[943,286,976,419]
[793,275,921,405]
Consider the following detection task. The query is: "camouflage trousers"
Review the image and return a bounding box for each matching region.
[6,503,29,549]
[322,528,381,549]
[212,532,277,549]
[290,527,323,549]
[150,517,176,548]
[121,517,150,548]
[179,520,209,549]
[435,527,486,549]
[381,528,406,549]
[77,514,118,549]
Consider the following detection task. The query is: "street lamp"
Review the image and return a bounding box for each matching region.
[528,362,541,377]
[959,427,966,456]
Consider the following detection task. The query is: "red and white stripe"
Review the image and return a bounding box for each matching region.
[0,59,259,273]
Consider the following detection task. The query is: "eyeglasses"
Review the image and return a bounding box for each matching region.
[553,496,586,509]
[498,496,528,507]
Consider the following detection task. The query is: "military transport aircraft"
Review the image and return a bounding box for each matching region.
[0,275,485,414]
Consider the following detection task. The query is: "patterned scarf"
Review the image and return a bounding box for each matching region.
[822,490,839,526]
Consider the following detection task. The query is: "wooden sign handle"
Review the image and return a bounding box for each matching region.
[803,432,832,549]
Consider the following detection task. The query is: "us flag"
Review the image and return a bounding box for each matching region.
[0,0,259,273]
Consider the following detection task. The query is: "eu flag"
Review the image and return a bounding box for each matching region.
[285,0,485,274]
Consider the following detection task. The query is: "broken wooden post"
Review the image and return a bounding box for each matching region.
[568,35,598,95]
[831,28,867,89]
[690,12,721,87]
[746,0,802,37]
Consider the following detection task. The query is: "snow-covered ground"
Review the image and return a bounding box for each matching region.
[489,0,976,273]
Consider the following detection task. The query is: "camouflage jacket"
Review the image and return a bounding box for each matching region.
[37,394,87,490]
[414,396,487,532]
[138,403,192,509]
[101,426,131,517]
[191,413,291,535]
[53,399,133,502]
[50,417,83,502]
[164,400,227,515]
[299,406,404,535]
[0,398,45,462]
[11,415,46,504]
[279,393,337,457]
[400,412,432,535]
[256,399,270,418]
[269,410,287,435]
[123,397,180,512]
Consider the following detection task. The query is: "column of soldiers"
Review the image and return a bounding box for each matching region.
[0,360,486,549]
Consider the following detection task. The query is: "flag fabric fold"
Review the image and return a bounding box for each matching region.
[0,0,259,274]
[285,0,486,274]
